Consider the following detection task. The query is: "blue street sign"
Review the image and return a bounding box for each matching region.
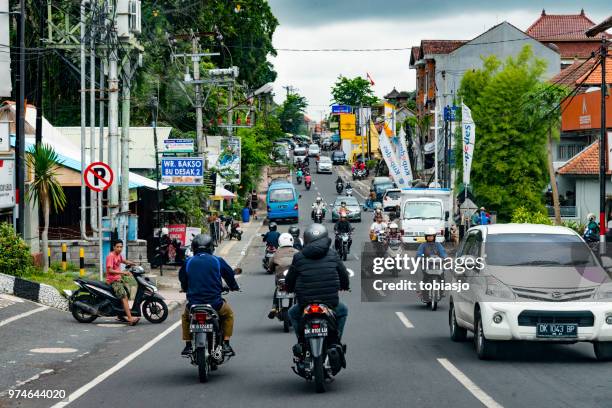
[444,105,458,121]
[161,157,204,186]
[331,105,351,114]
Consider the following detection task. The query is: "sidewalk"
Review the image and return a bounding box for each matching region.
[148,217,265,296]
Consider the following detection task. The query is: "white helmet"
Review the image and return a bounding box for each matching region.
[389,222,399,230]
[425,227,437,236]
[161,227,169,236]
[587,213,596,221]
[316,196,322,203]
[278,233,294,248]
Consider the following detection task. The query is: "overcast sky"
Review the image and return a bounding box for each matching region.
[267,0,609,119]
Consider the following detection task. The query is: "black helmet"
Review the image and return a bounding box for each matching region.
[269,222,278,231]
[303,223,328,245]
[288,225,300,238]
[191,234,214,254]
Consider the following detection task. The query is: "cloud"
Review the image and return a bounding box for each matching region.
[268,0,610,28]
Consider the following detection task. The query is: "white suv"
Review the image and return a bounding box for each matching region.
[449,223,612,360]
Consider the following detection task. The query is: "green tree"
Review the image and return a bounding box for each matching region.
[331,76,378,107]
[523,83,571,225]
[459,45,549,221]
[25,144,67,272]
[278,93,308,134]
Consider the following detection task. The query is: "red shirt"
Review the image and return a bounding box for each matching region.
[105,252,125,284]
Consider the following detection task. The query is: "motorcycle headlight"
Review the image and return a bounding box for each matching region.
[485,276,515,300]
[283,269,289,276]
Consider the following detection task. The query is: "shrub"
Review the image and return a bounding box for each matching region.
[366,159,377,170]
[0,223,33,277]
[510,206,552,225]
[562,220,585,234]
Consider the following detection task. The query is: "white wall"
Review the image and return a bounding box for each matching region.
[575,178,612,222]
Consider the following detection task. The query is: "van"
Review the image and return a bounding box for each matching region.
[266,180,299,223]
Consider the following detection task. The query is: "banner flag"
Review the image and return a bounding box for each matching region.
[462,103,476,186]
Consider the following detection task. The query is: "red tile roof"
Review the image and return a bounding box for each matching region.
[549,58,597,86]
[577,57,612,85]
[526,10,604,41]
[411,46,420,62]
[558,142,607,175]
[421,40,466,56]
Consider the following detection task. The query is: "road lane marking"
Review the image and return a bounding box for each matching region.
[437,358,504,408]
[51,320,181,408]
[395,311,414,328]
[0,306,48,328]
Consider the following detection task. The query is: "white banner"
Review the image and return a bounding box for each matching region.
[395,127,413,183]
[217,137,241,184]
[0,0,11,97]
[462,103,476,186]
[0,157,15,209]
[377,124,408,188]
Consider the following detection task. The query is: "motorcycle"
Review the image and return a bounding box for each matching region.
[292,303,347,393]
[420,256,445,311]
[275,270,295,333]
[336,232,351,261]
[345,186,353,196]
[352,168,366,180]
[65,266,168,324]
[335,181,344,194]
[263,244,277,273]
[229,220,243,241]
[385,234,403,277]
[297,175,303,184]
[305,179,312,190]
[150,240,170,268]
[313,208,324,224]
[186,286,238,383]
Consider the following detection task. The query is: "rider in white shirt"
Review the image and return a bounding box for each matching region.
[369,214,388,234]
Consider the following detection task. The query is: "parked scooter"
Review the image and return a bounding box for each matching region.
[229,219,243,241]
[66,266,168,324]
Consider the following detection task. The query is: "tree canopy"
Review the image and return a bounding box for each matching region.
[330,75,378,107]
[278,93,308,134]
[459,45,550,221]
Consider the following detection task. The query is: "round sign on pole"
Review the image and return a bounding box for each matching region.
[84,161,114,192]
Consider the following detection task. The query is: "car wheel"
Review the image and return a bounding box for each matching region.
[593,342,612,361]
[475,311,498,360]
[449,303,468,342]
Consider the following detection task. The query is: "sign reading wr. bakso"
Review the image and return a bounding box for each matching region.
[161,157,204,186]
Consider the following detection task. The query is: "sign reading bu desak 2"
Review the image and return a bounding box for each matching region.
[161,157,204,186]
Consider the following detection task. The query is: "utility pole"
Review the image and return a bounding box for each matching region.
[35,0,45,147]
[433,105,439,187]
[15,0,25,235]
[120,58,131,213]
[79,0,87,238]
[90,2,97,233]
[108,40,120,226]
[227,82,234,137]
[598,37,607,252]
[191,34,204,155]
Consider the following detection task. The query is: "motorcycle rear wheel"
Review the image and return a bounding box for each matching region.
[71,295,98,323]
[313,355,326,393]
[196,348,209,383]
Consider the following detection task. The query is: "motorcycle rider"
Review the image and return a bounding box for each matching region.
[262,222,280,249]
[311,196,326,220]
[584,213,599,241]
[296,167,303,182]
[369,213,388,240]
[179,234,240,357]
[334,213,353,253]
[286,224,350,341]
[387,222,401,240]
[416,227,447,258]
[268,233,300,319]
[106,239,139,325]
[289,226,303,250]
[345,181,353,194]
[335,176,344,189]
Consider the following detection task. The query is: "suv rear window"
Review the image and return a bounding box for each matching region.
[269,188,294,202]
[385,190,401,199]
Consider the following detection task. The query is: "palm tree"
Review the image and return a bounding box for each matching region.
[26,144,67,272]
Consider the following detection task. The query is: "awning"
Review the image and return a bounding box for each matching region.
[212,187,235,200]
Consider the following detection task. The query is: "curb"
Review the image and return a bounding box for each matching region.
[0,272,69,311]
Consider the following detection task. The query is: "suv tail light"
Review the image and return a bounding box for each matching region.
[267,206,271,212]
[294,204,299,210]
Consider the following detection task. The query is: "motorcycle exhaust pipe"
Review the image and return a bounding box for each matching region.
[73,301,99,316]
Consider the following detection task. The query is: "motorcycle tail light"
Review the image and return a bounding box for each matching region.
[305,304,326,315]
[194,312,207,324]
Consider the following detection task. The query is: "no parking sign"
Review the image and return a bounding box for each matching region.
[84,162,114,192]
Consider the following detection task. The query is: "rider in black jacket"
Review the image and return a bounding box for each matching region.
[334,214,353,253]
[286,224,350,339]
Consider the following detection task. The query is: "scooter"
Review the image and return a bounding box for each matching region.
[419,256,445,311]
[305,179,312,190]
[297,175,303,184]
[275,270,295,333]
[313,208,324,224]
[263,244,277,273]
[345,186,353,196]
[229,220,243,241]
[336,181,344,194]
[66,266,168,324]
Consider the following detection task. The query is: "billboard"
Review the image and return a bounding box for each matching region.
[340,114,356,140]
[217,137,241,184]
[161,157,204,186]
[0,0,11,97]
[163,139,194,153]
[0,157,15,209]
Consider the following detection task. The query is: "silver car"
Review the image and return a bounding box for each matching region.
[331,196,362,222]
[316,156,333,173]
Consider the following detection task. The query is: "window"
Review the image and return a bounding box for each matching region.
[269,188,294,202]
[558,144,585,161]
[403,201,442,220]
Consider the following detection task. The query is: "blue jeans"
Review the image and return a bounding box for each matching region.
[288,302,348,340]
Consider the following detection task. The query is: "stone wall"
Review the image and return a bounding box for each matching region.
[47,239,148,267]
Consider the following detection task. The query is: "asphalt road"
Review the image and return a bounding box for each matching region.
[6,158,612,408]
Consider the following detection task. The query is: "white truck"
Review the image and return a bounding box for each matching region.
[399,188,453,243]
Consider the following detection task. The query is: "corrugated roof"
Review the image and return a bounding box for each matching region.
[526,10,603,41]
[421,40,466,56]
[558,142,606,175]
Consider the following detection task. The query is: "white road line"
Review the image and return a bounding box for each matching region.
[51,320,182,408]
[0,306,48,328]
[437,358,504,408]
[395,311,414,328]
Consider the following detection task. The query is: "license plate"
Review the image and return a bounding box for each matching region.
[536,323,578,338]
[276,291,294,299]
[190,323,214,333]
[304,325,328,338]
